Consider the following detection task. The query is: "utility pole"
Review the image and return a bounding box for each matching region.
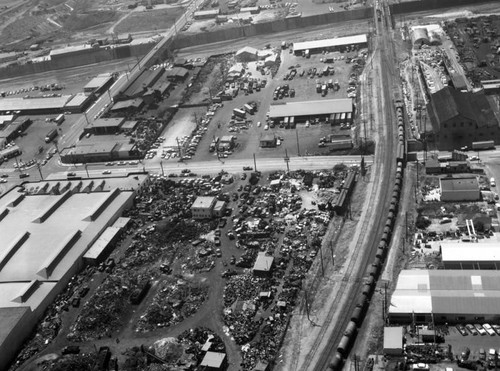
[160,160,164,176]
[253,153,257,172]
[84,164,89,178]
[319,243,324,276]
[284,148,290,172]
[295,129,300,156]
[304,290,311,323]
[36,162,43,180]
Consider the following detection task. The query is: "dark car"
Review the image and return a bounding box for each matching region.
[456,324,468,336]
[221,269,237,278]
[218,218,226,228]
[67,172,76,177]
[62,346,80,355]
[19,173,29,179]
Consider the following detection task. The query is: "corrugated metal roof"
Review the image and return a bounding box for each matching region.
[293,34,367,52]
[440,177,478,192]
[269,99,352,118]
[253,252,273,272]
[390,270,500,316]
[427,87,498,128]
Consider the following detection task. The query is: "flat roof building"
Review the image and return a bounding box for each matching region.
[293,34,367,54]
[88,117,126,135]
[191,196,217,219]
[389,269,500,324]
[64,94,93,113]
[83,74,114,95]
[200,351,227,369]
[253,252,274,277]
[268,99,353,123]
[441,242,500,270]
[383,327,404,356]
[0,175,147,370]
[0,96,72,115]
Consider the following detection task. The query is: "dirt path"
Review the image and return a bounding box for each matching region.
[107,9,134,35]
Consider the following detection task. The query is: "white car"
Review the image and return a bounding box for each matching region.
[102,170,111,175]
[264,125,269,130]
[483,324,496,336]
[257,121,261,127]
[475,324,487,336]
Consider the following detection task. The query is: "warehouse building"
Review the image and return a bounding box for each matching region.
[292,34,368,55]
[427,86,500,151]
[165,67,189,82]
[110,98,145,113]
[268,99,353,124]
[64,94,94,113]
[439,176,480,202]
[441,242,500,270]
[86,117,126,135]
[193,9,219,19]
[411,28,430,48]
[60,140,140,164]
[389,270,500,324]
[0,96,72,115]
[0,175,148,370]
[119,68,165,99]
[83,74,115,96]
[260,134,277,148]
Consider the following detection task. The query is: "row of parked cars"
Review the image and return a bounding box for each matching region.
[457,323,500,336]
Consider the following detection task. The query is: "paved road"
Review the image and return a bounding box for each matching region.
[43,155,372,180]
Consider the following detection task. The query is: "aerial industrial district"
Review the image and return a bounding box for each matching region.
[1,0,500,370]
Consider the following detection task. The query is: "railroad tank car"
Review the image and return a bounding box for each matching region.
[337,335,352,355]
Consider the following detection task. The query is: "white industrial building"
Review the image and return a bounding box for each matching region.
[389,270,500,324]
[441,242,500,269]
[0,175,148,370]
[292,34,368,54]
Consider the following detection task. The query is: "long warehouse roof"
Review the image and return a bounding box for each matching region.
[268,99,353,118]
[389,270,500,315]
[293,34,367,52]
[441,242,500,262]
[0,96,71,112]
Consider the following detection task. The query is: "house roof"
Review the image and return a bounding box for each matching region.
[110,98,144,111]
[427,87,498,128]
[383,327,403,350]
[440,177,478,192]
[236,46,258,55]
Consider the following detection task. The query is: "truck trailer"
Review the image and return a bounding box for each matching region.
[45,129,58,143]
[472,140,494,150]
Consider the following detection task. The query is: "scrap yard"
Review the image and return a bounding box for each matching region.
[1,0,500,371]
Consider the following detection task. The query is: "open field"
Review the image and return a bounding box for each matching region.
[114,7,185,34]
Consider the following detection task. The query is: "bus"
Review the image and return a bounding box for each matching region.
[55,114,65,125]
[243,104,254,114]
[233,108,246,118]
[45,129,58,143]
[0,145,21,160]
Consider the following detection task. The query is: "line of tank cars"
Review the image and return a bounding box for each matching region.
[327,99,406,371]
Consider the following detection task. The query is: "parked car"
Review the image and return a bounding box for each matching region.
[466,324,478,335]
[475,324,487,336]
[456,325,468,336]
[483,323,496,336]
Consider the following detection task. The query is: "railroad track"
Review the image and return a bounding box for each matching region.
[310,1,400,369]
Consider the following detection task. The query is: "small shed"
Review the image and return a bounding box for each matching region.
[253,252,274,277]
[383,327,404,356]
[200,351,227,370]
[260,134,277,148]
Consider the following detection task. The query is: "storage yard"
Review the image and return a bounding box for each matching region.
[2,0,500,371]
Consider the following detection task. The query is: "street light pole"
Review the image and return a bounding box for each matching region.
[253,153,257,171]
[295,129,300,156]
